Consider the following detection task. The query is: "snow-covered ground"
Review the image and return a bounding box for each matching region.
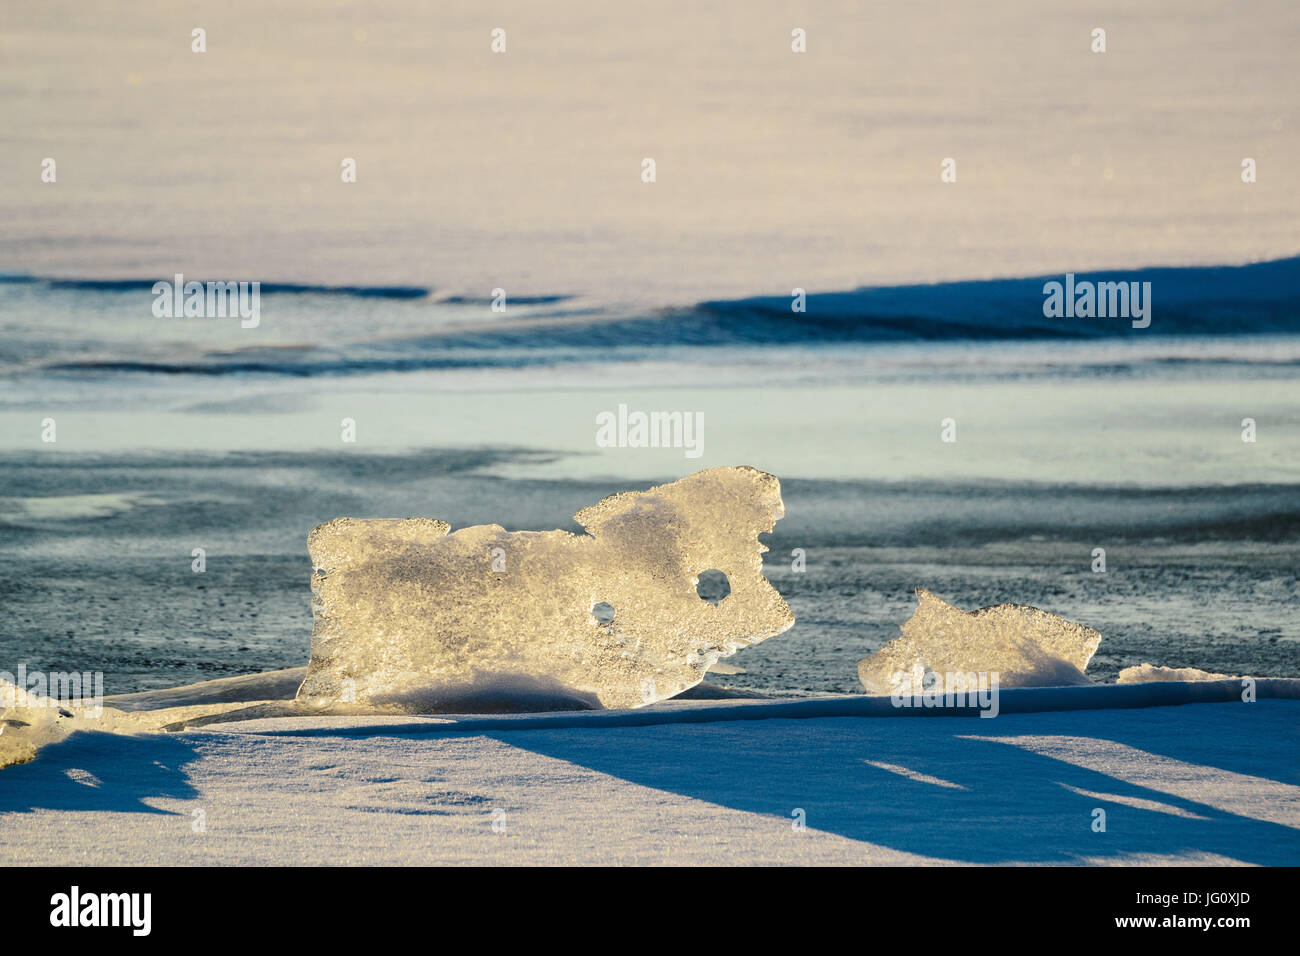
[2,693,1296,865]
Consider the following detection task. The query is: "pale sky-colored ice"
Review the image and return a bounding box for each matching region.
[5,374,1297,485]
[1,0,1296,306]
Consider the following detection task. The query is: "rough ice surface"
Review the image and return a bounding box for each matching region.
[297,466,795,711]
[857,589,1101,695]
[0,679,253,770]
[1118,664,1232,683]
[1,680,81,768]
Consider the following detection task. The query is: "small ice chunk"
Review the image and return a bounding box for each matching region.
[857,589,1101,694]
[1117,664,1232,683]
[706,661,746,675]
[0,679,257,769]
[297,466,795,711]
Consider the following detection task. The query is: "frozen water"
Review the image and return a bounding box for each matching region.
[0,678,255,769]
[1118,664,1233,683]
[297,466,795,711]
[857,589,1101,694]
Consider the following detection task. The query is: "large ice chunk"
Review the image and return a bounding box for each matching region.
[858,589,1101,694]
[297,466,794,711]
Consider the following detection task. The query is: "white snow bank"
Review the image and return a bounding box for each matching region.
[206,679,1300,738]
[2,696,1295,865]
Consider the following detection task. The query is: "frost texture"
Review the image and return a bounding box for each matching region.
[857,589,1101,694]
[297,466,795,711]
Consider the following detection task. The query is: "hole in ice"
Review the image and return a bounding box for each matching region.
[695,569,730,605]
[591,601,616,625]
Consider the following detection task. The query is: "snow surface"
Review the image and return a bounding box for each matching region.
[1,690,1296,865]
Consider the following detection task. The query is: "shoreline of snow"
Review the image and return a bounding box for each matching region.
[202,679,1299,737]
[1,695,1295,865]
